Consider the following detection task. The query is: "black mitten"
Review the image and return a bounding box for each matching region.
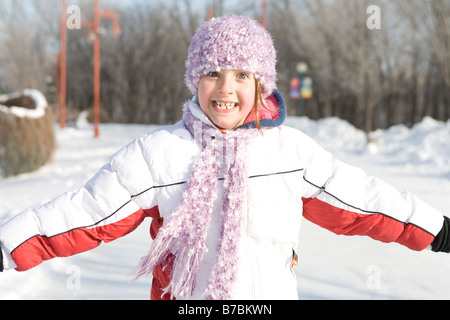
[431,216,450,253]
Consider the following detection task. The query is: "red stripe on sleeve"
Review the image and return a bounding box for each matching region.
[302,197,434,251]
[12,208,150,271]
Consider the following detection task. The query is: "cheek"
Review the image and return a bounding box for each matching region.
[198,80,213,112]
[239,87,256,112]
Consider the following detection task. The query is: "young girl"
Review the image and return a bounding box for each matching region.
[0,15,448,300]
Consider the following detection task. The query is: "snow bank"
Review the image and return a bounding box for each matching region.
[284,116,367,154]
[371,117,450,178]
[0,89,48,119]
[286,116,450,179]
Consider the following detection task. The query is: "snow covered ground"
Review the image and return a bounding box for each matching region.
[0,114,449,300]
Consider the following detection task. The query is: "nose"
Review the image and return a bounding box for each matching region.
[217,73,235,95]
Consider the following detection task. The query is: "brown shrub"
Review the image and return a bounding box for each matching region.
[0,90,56,178]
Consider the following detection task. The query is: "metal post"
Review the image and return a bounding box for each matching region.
[93,0,100,138]
[207,7,213,20]
[56,0,121,138]
[298,95,304,117]
[59,0,67,129]
[261,0,267,28]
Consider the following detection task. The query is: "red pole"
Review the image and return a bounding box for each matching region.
[93,0,101,138]
[60,0,67,129]
[261,0,267,28]
[207,7,213,20]
[77,0,119,138]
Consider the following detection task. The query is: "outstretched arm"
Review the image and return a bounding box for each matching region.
[0,136,157,271]
[301,140,446,252]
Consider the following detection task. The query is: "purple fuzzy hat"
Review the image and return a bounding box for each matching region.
[185,15,277,98]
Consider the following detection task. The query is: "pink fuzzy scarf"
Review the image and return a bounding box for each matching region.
[133,100,258,299]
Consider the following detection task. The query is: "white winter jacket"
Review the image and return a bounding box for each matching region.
[0,91,445,299]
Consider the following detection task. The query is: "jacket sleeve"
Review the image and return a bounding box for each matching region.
[301,139,445,252]
[0,135,158,271]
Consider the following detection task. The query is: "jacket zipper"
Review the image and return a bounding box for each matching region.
[242,236,258,299]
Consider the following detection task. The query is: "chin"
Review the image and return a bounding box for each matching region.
[214,120,237,130]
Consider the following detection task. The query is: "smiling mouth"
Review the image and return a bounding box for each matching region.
[213,101,238,110]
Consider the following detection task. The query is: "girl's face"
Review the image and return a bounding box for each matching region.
[198,69,255,130]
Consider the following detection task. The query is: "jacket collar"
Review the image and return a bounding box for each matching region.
[239,89,286,129]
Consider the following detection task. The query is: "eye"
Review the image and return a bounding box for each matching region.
[207,71,220,78]
[237,73,249,80]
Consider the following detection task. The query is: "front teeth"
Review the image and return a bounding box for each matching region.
[214,101,236,109]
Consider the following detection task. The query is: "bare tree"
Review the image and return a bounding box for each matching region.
[275,0,399,135]
[270,0,449,133]
[0,0,57,93]
[397,0,450,122]
[398,0,450,88]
